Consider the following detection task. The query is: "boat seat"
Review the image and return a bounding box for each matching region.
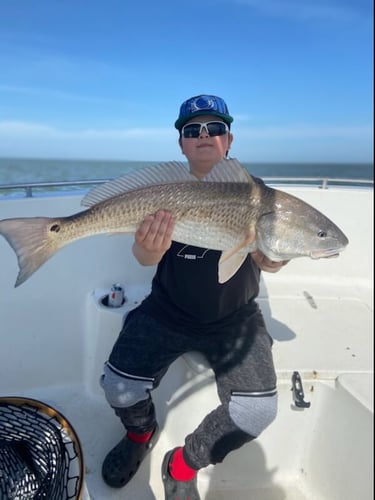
[182,351,214,377]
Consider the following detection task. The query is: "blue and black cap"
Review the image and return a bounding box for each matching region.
[175,94,234,131]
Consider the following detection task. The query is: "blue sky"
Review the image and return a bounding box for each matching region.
[0,0,373,162]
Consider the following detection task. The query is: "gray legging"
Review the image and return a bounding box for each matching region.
[100,301,277,470]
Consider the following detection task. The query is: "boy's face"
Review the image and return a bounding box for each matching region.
[179,115,233,178]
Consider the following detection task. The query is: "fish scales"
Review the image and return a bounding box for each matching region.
[61,181,257,251]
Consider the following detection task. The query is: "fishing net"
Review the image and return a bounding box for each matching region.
[0,397,84,500]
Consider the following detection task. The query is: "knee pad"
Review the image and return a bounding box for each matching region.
[100,362,154,408]
[229,389,278,437]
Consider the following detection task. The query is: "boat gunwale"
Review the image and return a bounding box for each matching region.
[0,176,373,198]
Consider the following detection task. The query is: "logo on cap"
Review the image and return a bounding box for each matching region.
[190,96,215,112]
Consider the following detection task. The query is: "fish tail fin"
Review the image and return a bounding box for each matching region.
[0,217,63,287]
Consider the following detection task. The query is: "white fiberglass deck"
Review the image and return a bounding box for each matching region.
[0,183,373,500]
[21,373,372,500]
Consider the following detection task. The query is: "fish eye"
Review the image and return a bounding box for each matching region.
[317,230,327,238]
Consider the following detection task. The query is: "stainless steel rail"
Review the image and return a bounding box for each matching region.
[0,177,373,197]
[0,179,107,197]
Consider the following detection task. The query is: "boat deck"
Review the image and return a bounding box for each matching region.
[0,182,373,499]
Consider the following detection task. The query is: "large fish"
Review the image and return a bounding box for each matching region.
[0,158,348,287]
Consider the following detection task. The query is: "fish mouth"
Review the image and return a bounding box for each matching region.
[310,248,344,259]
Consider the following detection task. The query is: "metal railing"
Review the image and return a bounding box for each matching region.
[0,179,108,197]
[0,177,373,198]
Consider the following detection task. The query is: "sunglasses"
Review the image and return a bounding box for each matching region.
[181,121,229,139]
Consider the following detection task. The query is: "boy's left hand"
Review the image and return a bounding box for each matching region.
[251,250,289,273]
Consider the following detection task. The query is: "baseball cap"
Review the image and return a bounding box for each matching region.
[175,94,234,131]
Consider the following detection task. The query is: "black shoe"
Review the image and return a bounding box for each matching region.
[161,448,201,500]
[102,424,160,488]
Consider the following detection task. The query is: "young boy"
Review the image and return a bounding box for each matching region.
[100,94,288,499]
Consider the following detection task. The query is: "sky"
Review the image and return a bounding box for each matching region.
[0,0,373,163]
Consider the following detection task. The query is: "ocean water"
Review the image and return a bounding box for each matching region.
[0,157,373,193]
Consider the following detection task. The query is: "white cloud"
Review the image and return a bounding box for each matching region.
[0,121,177,160]
[236,124,373,139]
[0,121,172,139]
[232,113,253,122]
[0,121,54,136]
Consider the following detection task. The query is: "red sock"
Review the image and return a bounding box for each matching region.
[127,429,153,444]
[168,447,197,481]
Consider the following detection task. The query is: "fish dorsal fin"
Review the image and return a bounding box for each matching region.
[81,161,196,207]
[81,158,251,207]
[202,158,253,183]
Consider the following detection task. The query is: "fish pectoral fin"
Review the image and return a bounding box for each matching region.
[218,232,256,283]
[219,232,256,264]
[218,252,248,283]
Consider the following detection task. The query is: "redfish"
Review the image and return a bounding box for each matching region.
[0,159,348,287]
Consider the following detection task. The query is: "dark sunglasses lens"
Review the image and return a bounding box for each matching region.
[207,122,227,136]
[182,124,201,138]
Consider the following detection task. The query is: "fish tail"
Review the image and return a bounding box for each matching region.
[0,217,63,287]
